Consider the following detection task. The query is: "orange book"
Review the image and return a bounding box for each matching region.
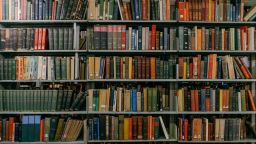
[166,0,171,20]
[147,116,152,140]
[123,3,129,20]
[40,119,44,142]
[52,1,56,20]
[238,57,252,79]
[41,28,47,50]
[15,58,20,80]
[205,96,210,111]
[34,28,39,50]
[184,119,188,140]
[240,0,244,21]
[185,2,189,21]
[151,25,156,50]
[126,4,132,20]
[129,118,132,139]
[247,90,256,111]
[8,117,14,142]
[150,57,156,79]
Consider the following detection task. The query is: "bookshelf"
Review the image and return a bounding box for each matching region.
[0,0,256,143]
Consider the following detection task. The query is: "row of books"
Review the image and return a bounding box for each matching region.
[178,54,252,79]
[0,89,86,112]
[87,0,176,20]
[0,0,88,20]
[178,117,248,141]
[179,26,256,51]
[0,28,74,51]
[177,85,256,112]
[87,85,171,112]
[0,56,80,80]
[88,56,176,80]
[178,0,245,21]
[90,25,177,50]
[88,115,170,140]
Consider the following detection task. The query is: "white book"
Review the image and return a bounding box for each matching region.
[159,116,169,139]
[37,56,43,79]
[238,92,242,111]
[113,90,117,111]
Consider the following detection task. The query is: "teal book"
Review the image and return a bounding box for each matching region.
[34,115,41,141]
[28,115,35,141]
[21,116,29,142]
[49,117,58,141]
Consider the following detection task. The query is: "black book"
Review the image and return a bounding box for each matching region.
[49,117,58,141]
[99,115,106,140]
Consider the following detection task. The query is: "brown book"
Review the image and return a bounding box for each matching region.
[132,116,137,139]
[118,115,124,140]
[54,118,65,141]
[34,28,39,50]
[137,116,143,139]
[138,57,142,79]
[142,0,147,20]
[124,89,130,111]
[178,57,184,78]
[42,28,47,50]
[105,57,110,79]
[137,91,141,112]
[146,57,150,79]
[247,90,256,111]
[8,117,15,142]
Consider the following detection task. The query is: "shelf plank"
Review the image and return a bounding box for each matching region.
[178,139,256,143]
[178,111,256,114]
[87,111,176,115]
[0,111,87,115]
[88,139,176,143]
[0,141,84,144]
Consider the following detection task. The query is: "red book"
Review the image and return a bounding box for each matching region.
[41,28,47,50]
[238,57,252,79]
[197,55,201,79]
[40,119,44,142]
[189,59,193,79]
[5,121,9,141]
[151,25,156,50]
[151,117,154,140]
[107,25,113,50]
[195,90,199,111]
[178,2,185,21]
[207,54,213,79]
[148,31,151,50]
[205,96,210,111]
[34,28,39,50]
[121,25,126,50]
[205,0,209,21]
[38,28,43,50]
[117,26,122,50]
[52,1,56,20]
[8,117,14,142]
[137,116,143,139]
[147,116,151,140]
[132,116,137,139]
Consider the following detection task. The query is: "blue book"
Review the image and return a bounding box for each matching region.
[5,0,9,20]
[22,116,29,142]
[39,0,43,20]
[93,118,98,140]
[134,0,139,20]
[97,118,100,140]
[132,89,137,112]
[204,57,208,79]
[200,89,206,111]
[138,26,142,50]
[11,0,15,20]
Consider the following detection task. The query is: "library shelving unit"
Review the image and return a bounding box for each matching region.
[0,19,256,144]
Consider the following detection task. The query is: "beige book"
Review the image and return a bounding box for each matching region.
[70,57,75,80]
[87,89,93,111]
[94,57,101,79]
[215,119,220,141]
[128,27,132,50]
[87,0,96,19]
[219,119,225,141]
[88,57,95,80]
[124,89,130,111]
[66,57,71,80]
[137,92,141,112]
[228,56,235,79]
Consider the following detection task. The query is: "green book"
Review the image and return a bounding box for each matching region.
[8,59,12,80]
[58,28,64,50]
[0,59,3,80]
[0,90,3,111]
[53,28,59,50]
[34,115,41,141]
[52,90,58,111]
[64,90,73,110]
[142,117,148,139]
[61,57,67,80]
[55,57,61,80]
[2,118,6,141]
[4,59,8,80]
[44,117,51,142]
[6,90,10,111]
[108,0,114,20]
[99,0,104,20]
[61,90,68,110]
[118,115,124,140]
[49,117,58,141]
[56,88,64,111]
[93,90,99,111]
[63,28,68,50]
[13,90,16,111]
[46,90,52,111]
[241,90,246,111]
[33,90,39,111]
[152,87,157,111]
[154,117,160,139]
[148,88,152,111]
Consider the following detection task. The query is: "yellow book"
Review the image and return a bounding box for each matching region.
[106,87,110,111]
[128,57,132,79]
[143,87,148,112]
[88,57,95,80]
[183,61,186,79]
[209,0,212,21]
[177,88,184,112]
[99,89,107,112]
[113,56,116,79]
[219,89,223,112]
[123,118,130,140]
